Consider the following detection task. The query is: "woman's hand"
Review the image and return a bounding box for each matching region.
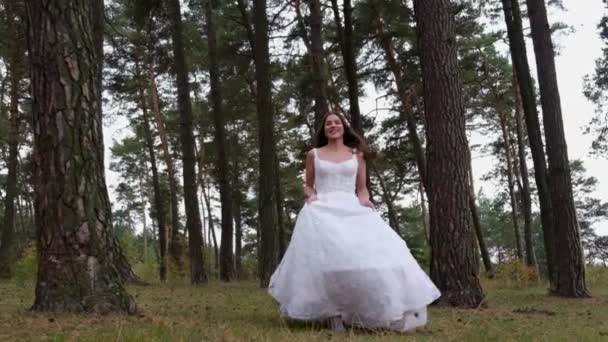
[306,193,319,204]
[359,197,375,210]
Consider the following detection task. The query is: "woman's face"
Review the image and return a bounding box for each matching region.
[324,114,344,140]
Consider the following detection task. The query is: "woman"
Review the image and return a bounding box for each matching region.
[269,112,441,332]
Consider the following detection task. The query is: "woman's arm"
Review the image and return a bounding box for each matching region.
[356,152,373,208]
[304,150,317,202]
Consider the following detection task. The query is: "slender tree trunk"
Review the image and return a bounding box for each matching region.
[203,0,234,282]
[309,0,330,128]
[233,171,244,279]
[513,76,538,268]
[147,67,183,270]
[0,0,21,278]
[202,183,219,271]
[501,0,557,288]
[329,0,362,133]
[136,57,168,280]
[253,0,279,288]
[274,155,287,261]
[372,166,402,235]
[419,182,430,243]
[499,111,524,260]
[468,159,494,275]
[525,0,588,297]
[167,0,207,284]
[372,10,426,183]
[139,179,148,263]
[374,6,492,274]
[27,0,136,312]
[414,0,484,307]
[195,142,215,272]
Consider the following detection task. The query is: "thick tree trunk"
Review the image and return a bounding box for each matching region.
[136,58,168,281]
[499,111,524,260]
[0,0,21,279]
[414,0,484,307]
[203,0,234,282]
[525,0,588,297]
[148,67,183,269]
[513,76,538,267]
[309,0,330,128]
[501,0,557,287]
[253,0,279,288]
[26,0,136,313]
[330,0,362,133]
[167,0,207,284]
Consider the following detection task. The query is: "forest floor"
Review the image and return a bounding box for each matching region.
[1,278,607,341]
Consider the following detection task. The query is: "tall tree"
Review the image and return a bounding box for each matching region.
[501,0,557,286]
[513,74,537,267]
[167,0,207,283]
[329,0,362,133]
[0,0,22,278]
[308,0,330,128]
[414,0,484,307]
[147,64,183,268]
[498,110,524,260]
[525,0,588,297]
[253,0,279,287]
[583,1,608,157]
[203,0,234,281]
[26,0,136,312]
[135,54,168,281]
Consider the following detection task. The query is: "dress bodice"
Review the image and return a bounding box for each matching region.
[313,148,358,194]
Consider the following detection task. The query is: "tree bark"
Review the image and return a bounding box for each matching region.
[414,0,484,307]
[329,0,362,133]
[501,0,557,287]
[253,0,279,288]
[0,0,22,279]
[26,0,136,313]
[498,111,524,260]
[167,0,207,284]
[308,0,330,128]
[513,75,538,267]
[203,0,234,282]
[525,0,588,297]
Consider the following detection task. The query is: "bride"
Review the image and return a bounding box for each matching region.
[268,111,441,332]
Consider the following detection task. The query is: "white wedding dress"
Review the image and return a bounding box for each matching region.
[268,148,441,331]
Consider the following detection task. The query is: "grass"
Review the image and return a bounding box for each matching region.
[0,279,607,341]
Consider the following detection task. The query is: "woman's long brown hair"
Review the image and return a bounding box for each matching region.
[313,111,372,158]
